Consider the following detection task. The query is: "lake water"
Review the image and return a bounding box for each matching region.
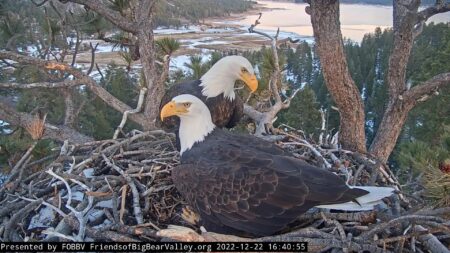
[240,1,450,42]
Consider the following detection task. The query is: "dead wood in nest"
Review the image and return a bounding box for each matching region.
[0,128,448,253]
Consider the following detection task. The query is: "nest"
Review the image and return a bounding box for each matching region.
[0,129,449,253]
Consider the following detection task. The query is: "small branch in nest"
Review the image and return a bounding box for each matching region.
[358,215,447,241]
[318,108,326,146]
[280,130,332,169]
[3,199,43,241]
[113,87,148,139]
[414,225,450,253]
[18,196,66,218]
[102,154,144,224]
[321,212,348,253]
[46,169,93,241]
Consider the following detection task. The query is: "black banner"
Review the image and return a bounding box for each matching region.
[0,242,308,252]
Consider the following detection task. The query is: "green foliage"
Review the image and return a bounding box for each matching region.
[395,140,448,177]
[14,66,65,124]
[404,23,450,145]
[0,130,30,170]
[277,88,322,136]
[156,37,181,55]
[395,131,450,206]
[77,64,140,140]
[108,0,130,16]
[79,11,112,38]
[287,42,313,86]
[184,55,209,79]
[0,0,35,48]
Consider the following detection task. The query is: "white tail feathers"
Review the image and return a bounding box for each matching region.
[315,186,395,211]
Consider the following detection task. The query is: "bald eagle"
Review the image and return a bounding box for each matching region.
[159,56,258,149]
[161,94,395,237]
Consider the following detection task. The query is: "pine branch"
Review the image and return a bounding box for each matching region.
[0,50,148,126]
[64,0,137,33]
[0,100,92,144]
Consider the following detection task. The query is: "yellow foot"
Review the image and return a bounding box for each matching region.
[181,206,200,225]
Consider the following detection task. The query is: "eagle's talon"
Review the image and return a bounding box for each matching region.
[181,206,200,225]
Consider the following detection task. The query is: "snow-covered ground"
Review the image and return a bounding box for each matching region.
[170,53,212,74]
[154,25,201,35]
[179,37,229,49]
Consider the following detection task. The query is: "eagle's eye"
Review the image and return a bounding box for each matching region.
[241,67,248,73]
[182,102,192,108]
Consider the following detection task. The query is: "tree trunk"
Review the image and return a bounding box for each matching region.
[132,1,161,131]
[368,0,419,163]
[62,88,76,127]
[369,101,412,163]
[308,0,366,153]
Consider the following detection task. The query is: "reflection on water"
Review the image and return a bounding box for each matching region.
[241,1,450,42]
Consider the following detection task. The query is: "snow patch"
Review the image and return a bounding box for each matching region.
[170,54,211,73]
[96,199,113,209]
[28,206,55,229]
[154,25,201,35]
[83,168,95,178]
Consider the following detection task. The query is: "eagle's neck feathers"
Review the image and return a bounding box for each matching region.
[200,65,236,101]
[179,111,215,156]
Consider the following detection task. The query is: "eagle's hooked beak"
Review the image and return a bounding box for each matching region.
[160,101,189,121]
[240,72,258,93]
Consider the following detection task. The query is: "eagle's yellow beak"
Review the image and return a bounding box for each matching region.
[160,101,189,121]
[240,72,258,93]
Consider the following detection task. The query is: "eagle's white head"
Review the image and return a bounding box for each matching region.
[200,55,258,101]
[160,94,215,155]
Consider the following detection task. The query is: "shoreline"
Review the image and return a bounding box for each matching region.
[72,2,307,67]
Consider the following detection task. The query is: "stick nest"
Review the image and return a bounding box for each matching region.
[0,129,448,253]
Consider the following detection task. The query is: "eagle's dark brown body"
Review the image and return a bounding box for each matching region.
[172,128,368,237]
[159,80,243,149]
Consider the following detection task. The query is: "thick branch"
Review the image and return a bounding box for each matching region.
[0,100,92,143]
[370,1,449,162]
[416,2,450,23]
[0,79,86,89]
[0,50,148,126]
[404,72,450,105]
[243,104,264,122]
[65,0,137,33]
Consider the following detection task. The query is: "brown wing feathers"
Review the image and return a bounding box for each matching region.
[173,130,369,237]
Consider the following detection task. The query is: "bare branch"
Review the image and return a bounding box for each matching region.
[0,79,86,89]
[245,16,301,136]
[0,50,148,126]
[404,72,450,105]
[86,42,99,75]
[416,2,450,23]
[102,154,144,224]
[248,13,273,40]
[113,87,148,139]
[281,88,301,109]
[64,0,137,33]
